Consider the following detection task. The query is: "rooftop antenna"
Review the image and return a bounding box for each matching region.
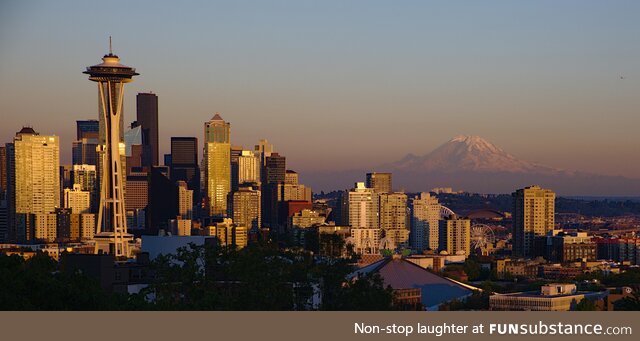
[109,36,113,55]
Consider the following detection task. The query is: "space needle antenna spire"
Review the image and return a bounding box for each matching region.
[109,36,112,54]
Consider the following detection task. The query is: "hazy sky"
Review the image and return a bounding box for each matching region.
[1,1,639,182]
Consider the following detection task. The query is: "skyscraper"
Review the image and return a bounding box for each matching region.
[411,192,441,252]
[237,150,261,187]
[263,153,285,228]
[232,185,261,231]
[230,145,243,192]
[378,192,407,230]
[73,120,100,167]
[438,215,471,256]
[254,139,273,167]
[136,92,159,167]
[347,182,379,229]
[366,172,392,193]
[84,42,138,256]
[7,127,60,243]
[76,120,99,140]
[512,185,556,257]
[170,137,199,191]
[203,113,231,216]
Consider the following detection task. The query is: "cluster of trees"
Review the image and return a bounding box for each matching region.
[137,241,394,310]
[0,241,395,311]
[0,252,129,310]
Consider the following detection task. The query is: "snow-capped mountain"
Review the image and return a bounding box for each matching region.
[389,135,564,175]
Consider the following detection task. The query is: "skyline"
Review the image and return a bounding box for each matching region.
[1,1,640,189]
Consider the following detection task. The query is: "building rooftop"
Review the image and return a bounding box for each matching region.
[349,256,476,309]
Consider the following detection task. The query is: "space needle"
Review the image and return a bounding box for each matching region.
[84,38,138,257]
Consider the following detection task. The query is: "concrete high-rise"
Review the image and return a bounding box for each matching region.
[84,42,138,256]
[232,185,261,231]
[136,92,159,167]
[6,127,60,243]
[378,192,407,230]
[512,185,556,257]
[366,172,392,193]
[237,150,261,187]
[438,215,471,256]
[347,182,379,229]
[64,184,91,214]
[410,192,441,252]
[203,113,231,216]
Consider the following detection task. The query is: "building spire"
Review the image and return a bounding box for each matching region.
[109,36,113,55]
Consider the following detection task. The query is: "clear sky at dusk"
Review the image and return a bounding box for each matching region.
[1,1,639,182]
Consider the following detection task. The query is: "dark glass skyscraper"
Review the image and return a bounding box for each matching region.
[76,120,99,140]
[170,137,200,207]
[136,92,159,167]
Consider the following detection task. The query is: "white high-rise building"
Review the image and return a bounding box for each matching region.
[411,192,441,252]
[238,150,261,185]
[64,184,91,214]
[347,182,379,229]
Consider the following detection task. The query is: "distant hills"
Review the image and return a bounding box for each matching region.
[304,135,640,196]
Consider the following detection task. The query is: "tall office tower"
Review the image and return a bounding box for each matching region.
[84,42,138,256]
[254,139,273,167]
[76,120,99,140]
[72,164,98,213]
[72,121,99,169]
[366,172,392,193]
[136,92,159,167]
[230,145,243,192]
[232,185,261,231]
[72,138,99,166]
[177,181,193,220]
[146,167,178,235]
[7,127,60,243]
[237,150,261,187]
[512,185,556,258]
[438,215,471,256]
[347,182,379,229]
[64,184,91,214]
[264,153,286,184]
[411,192,441,252]
[262,153,286,228]
[203,113,231,216]
[125,167,148,230]
[378,192,407,230]
[0,146,7,193]
[285,170,299,185]
[170,137,200,201]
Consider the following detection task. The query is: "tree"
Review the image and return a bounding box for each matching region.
[576,298,597,311]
